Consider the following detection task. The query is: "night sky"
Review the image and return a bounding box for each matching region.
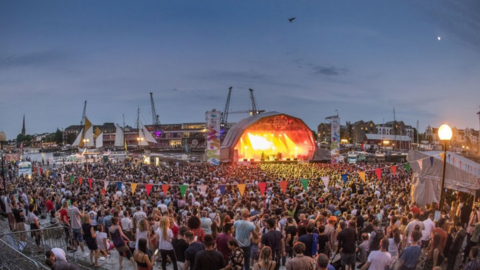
[1,0,480,139]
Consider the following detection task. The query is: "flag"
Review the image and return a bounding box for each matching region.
[391,166,397,175]
[124,139,128,152]
[258,182,267,195]
[358,172,366,182]
[101,188,106,195]
[131,183,137,194]
[46,170,50,178]
[279,181,288,194]
[162,185,170,196]
[145,184,153,195]
[104,181,109,190]
[321,176,329,188]
[69,175,73,184]
[300,179,309,191]
[79,177,83,186]
[440,153,445,163]
[375,169,382,180]
[218,185,226,195]
[417,160,423,171]
[88,178,93,189]
[341,174,348,184]
[429,156,434,166]
[405,163,410,172]
[117,181,122,190]
[198,185,208,196]
[180,185,188,197]
[237,184,246,196]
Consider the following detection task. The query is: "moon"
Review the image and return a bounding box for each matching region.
[438,36,441,41]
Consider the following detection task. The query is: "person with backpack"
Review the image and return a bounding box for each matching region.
[285,242,315,270]
[337,221,357,270]
[369,220,384,253]
[397,230,422,270]
[299,223,319,258]
[260,218,285,270]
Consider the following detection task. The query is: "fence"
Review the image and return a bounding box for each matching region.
[0,238,47,270]
[0,225,74,262]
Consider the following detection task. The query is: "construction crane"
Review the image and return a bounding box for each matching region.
[249,88,258,115]
[221,87,232,127]
[150,92,160,126]
[80,100,87,126]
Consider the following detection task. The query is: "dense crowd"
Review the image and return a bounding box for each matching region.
[1,158,480,270]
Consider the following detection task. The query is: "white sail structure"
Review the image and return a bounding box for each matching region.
[114,124,124,147]
[72,128,83,147]
[84,127,95,147]
[138,126,149,146]
[94,127,103,149]
[141,123,158,144]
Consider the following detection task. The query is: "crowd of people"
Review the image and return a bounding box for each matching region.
[1,158,480,270]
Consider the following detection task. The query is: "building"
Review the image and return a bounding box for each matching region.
[317,123,348,143]
[221,112,315,162]
[362,134,412,151]
[351,120,377,144]
[376,121,414,141]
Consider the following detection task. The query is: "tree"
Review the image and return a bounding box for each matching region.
[55,129,63,145]
[66,134,76,144]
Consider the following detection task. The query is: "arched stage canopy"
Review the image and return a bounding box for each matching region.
[220,111,315,163]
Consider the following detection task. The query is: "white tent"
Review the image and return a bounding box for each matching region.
[408,150,480,206]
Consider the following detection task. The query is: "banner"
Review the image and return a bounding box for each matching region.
[341,174,348,184]
[198,185,208,196]
[390,166,397,175]
[205,110,222,165]
[258,182,267,195]
[237,184,246,196]
[358,172,365,182]
[330,117,340,163]
[179,185,188,197]
[375,168,382,180]
[162,184,170,196]
[279,181,288,194]
[321,176,329,188]
[145,184,152,195]
[131,183,137,193]
[79,177,83,186]
[300,179,309,191]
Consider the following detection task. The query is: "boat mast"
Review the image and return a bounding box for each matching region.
[80,100,87,147]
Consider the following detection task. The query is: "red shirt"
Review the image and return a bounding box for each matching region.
[171,225,179,238]
[46,200,54,212]
[60,209,69,225]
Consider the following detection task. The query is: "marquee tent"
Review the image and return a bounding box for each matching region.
[408,150,480,206]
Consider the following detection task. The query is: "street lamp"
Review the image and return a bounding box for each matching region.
[82,138,89,146]
[438,124,452,212]
[0,131,7,191]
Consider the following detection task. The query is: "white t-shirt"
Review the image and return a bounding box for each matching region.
[88,211,98,226]
[96,231,108,250]
[155,228,174,250]
[52,248,67,261]
[121,217,133,232]
[422,218,435,241]
[4,196,12,213]
[367,250,392,270]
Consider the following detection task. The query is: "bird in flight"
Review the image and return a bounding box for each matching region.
[288,17,296,23]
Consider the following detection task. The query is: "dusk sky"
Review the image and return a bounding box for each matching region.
[1,0,480,139]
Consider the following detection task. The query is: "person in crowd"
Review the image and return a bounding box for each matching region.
[285,242,315,270]
[317,253,336,270]
[109,216,136,270]
[200,210,213,235]
[68,198,87,256]
[216,222,235,262]
[397,230,422,270]
[360,238,391,270]
[28,203,42,248]
[136,218,150,251]
[81,214,99,267]
[188,216,206,243]
[260,218,285,270]
[424,233,443,270]
[121,209,134,240]
[185,230,205,270]
[156,216,178,270]
[45,250,81,270]
[234,209,259,270]
[253,246,276,270]
[222,238,244,270]
[134,238,157,270]
[173,226,190,270]
[337,220,357,270]
[193,234,226,270]
[357,233,369,269]
[463,246,480,270]
[12,201,26,241]
[446,222,467,270]
[96,224,110,260]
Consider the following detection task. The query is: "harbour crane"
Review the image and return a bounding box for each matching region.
[221,87,232,128]
[150,92,160,126]
[221,87,264,127]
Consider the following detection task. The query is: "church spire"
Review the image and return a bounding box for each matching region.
[22,114,26,136]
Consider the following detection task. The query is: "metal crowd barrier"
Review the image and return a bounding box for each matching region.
[0,238,48,270]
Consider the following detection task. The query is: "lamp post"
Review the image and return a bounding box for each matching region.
[82,138,89,146]
[137,137,144,149]
[0,131,7,191]
[438,124,452,212]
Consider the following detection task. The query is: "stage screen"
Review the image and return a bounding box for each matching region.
[233,115,315,161]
